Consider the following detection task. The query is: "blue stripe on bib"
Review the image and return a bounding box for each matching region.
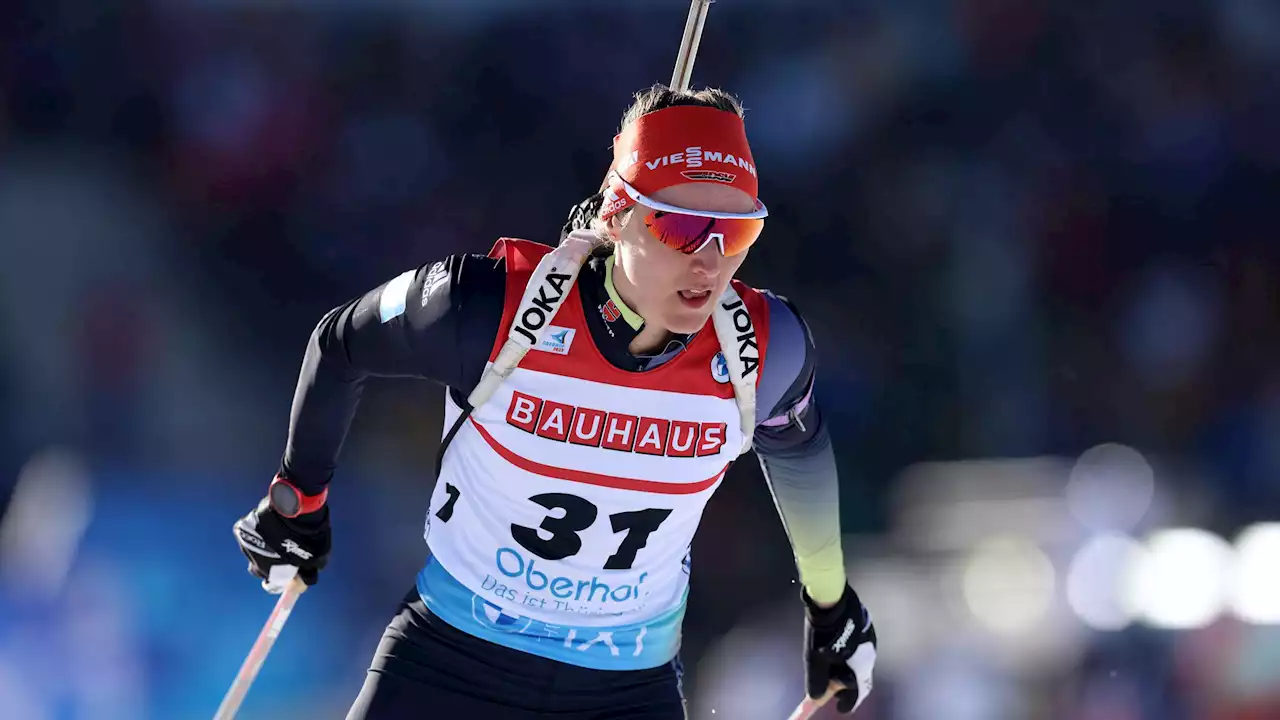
[416,557,685,671]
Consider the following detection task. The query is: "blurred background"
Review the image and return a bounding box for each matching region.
[2,0,1279,717]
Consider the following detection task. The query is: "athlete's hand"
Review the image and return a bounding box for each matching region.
[233,496,331,593]
[803,584,877,714]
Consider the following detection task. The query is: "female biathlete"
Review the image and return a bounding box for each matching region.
[233,85,877,719]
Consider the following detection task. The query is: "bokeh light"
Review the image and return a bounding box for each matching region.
[1231,523,1280,625]
[0,448,93,601]
[1125,528,1233,630]
[1066,533,1144,631]
[962,535,1056,636]
[1065,444,1155,533]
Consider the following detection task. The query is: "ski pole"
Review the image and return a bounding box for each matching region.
[670,0,714,92]
[787,682,840,720]
[213,576,308,720]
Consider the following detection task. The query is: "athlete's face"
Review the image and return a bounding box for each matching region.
[609,183,754,335]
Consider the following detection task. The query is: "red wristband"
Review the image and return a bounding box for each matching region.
[268,475,328,518]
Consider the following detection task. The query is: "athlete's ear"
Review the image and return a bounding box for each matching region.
[607,213,625,241]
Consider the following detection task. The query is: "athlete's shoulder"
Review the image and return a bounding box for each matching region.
[486,237,555,272]
[761,290,814,346]
[424,237,555,303]
[745,287,818,427]
[729,281,813,346]
[374,248,509,337]
[412,249,508,306]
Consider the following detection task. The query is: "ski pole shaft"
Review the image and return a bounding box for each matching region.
[787,683,839,720]
[670,0,714,91]
[213,576,308,720]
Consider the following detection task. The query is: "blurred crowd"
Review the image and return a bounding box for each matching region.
[2,0,1279,718]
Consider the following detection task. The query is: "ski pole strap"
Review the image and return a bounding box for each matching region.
[467,230,596,410]
[711,284,758,455]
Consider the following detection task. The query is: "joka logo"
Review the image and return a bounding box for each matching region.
[711,352,730,384]
[600,299,622,323]
[514,270,572,345]
[534,326,575,356]
[507,391,727,457]
[719,298,759,376]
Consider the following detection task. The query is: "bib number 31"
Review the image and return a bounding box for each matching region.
[436,487,670,572]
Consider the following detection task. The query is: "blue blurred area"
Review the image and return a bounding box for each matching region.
[3,0,1280,718]
[0,472,371,718]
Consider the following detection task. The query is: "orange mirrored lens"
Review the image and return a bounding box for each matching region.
[642,211,764,256]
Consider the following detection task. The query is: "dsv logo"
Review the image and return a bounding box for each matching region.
[720,298,758,376]
[514,270,572,345]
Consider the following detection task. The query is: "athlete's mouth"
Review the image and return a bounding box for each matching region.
[677,288,713,308]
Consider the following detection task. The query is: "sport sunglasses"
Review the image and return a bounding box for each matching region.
[610,173,768,257]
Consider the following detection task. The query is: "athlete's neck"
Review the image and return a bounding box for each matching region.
[629,326,674,356]
[604,255,674,355]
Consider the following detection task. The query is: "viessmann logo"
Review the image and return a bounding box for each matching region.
[617,146,757,178]
[506,391,727,457]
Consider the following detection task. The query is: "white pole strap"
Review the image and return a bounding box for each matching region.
[711,285,759,455]
[467,230,597,410]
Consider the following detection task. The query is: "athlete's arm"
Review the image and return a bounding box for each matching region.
[752,293,847,606]
[279,254,506,495]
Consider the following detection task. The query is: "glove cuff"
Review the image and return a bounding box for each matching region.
[803,583,855,627]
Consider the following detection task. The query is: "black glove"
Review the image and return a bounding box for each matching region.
[560,191,604,240]
[804,584,878,714]
[233,496,331,593]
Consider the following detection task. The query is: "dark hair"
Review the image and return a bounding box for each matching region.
[561,84,746,240]
[617,84,746,130]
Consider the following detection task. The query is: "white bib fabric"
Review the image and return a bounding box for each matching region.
[426,364,742,629]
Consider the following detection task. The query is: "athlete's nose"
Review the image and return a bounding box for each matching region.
[689,244,718,277]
